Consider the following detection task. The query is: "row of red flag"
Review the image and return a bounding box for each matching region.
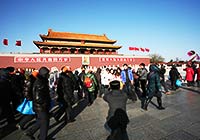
[129,47,150,52]
[2,39,22,46]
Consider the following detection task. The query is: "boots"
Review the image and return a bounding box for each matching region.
[141,97,146,109]
[142,98,151,111]
[157,97,165,110]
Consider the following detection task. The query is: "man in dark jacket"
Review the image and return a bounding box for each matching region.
[169,65,180,90]
[16,70,38,130]
[6,67,25,113]
[103,80,128,132]
[0,68,16,125]
[24,67,50,140]
[106,108,129,140]
[137,63,148,98]
[55,66,75,123]
[142,64,165,111]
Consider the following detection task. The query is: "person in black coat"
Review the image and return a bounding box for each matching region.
[24,67,50,140]
[95,68,101,97]
[16,70,38,130]
[103,80,128,132]
[106,108,129,140]
[142,64,165,111]
[55,66,75,123]
[0,68,16,125]
[6,67,25,112]
[169,65,180,90]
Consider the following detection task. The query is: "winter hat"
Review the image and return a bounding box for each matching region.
[39,67,49,77]
[149,64,159,72]
[62,66,68,73]
[110,80,120,90]
[0,68,9,78]
[6,66,15,74]
[139,63,145,67]
[31,70,39,78]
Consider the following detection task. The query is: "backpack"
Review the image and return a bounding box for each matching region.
[84,75,93,88]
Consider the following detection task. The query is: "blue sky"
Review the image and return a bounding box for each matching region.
[0,0,200,62]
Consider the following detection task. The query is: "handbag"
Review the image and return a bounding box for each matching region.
[176,79,182,87]
[17,98,35,115]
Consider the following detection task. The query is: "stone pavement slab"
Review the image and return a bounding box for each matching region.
[1,87,200,140]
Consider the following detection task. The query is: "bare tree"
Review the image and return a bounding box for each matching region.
[149,53,165,63]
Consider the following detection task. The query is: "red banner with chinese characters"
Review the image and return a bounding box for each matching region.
[99,57,135,62]
[14,57,71,63]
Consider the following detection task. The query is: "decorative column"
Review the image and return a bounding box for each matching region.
[58,47,62,54]
[67,48,71,54]
[48,47,53,54]
[109,49,112,55]
[95,49,98,54]
[75,48,80,54]
[85,48,90,54]
[102,49,105,54]
[40,48,43,54]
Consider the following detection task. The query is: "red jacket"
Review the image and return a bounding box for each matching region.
[184,67,194,82]
[197,68,200,81]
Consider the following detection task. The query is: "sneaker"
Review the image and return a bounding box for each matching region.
[68,118,76,123]
[141,106,148,111]
[157,106,165,110]
[16,124,22,130]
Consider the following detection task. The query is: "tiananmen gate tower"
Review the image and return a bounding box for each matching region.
[0,29,150,71]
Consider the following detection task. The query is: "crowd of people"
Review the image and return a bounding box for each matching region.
[0,61,200,140]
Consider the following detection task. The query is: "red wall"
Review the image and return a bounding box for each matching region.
[0,54,150,71]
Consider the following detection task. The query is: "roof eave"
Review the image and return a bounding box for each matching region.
[39,35,116,43]
[33,41,121,49]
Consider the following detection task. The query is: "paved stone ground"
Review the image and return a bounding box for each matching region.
[1,85,200,140]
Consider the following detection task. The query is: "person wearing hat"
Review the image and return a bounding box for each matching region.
[24,67,50,140]
[16,70,38,130]
[103,80,128,132]
[142,64,165,111]
[54,66,75,123]
[0,68,16,125]
[6,66,25,113]
[169,65,181,90]
[106,108,129,140]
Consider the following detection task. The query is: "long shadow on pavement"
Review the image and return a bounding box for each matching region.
[0,113,23,139]
[0,123,17,139]
[47,98,89,139]
[180,86,200,94]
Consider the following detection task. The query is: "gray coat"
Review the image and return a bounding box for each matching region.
[103,90,128,121]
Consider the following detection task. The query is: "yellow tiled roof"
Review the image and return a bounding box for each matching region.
[40,29,116,43]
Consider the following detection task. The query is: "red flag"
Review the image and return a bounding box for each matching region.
[129,47,135,50]
[196,54,200,60]
[140,48,145,52]
[145,48,150,52]
[3,39,8,46]
[187,50,195,56]
[135,47,139,51]
[15,40,22,46]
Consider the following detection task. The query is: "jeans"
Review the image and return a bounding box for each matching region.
[26,111,49,140]
[123,83,137,101]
